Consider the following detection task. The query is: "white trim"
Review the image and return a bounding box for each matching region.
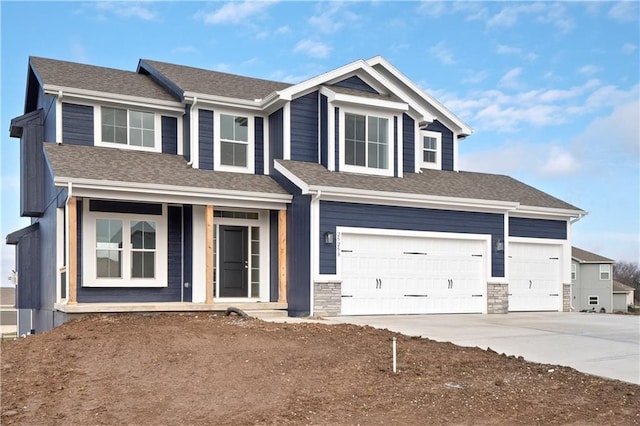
[184,92,263,110]
[328,101,336,171]
[396,114,403,178]
[322,86,409,111]
[283,103,291,160]
[177,116,184,156]
[56,207,65,303]
[192,206,206,302]
[44,86,184,112]
[263,115,270,175]
[82,202,168,288]
[191,102,200,168]
[510,207,587,219]
[214,109,255,174]
[95,105,163,153]
[417,129,442,171]
[55,94,63,143]
[453,132,459,172]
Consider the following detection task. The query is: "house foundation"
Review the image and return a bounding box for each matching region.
[487,282,509,314]
[313,281,342,317]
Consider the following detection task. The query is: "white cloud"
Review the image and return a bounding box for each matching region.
[429,41,455,65]
[196,1,274,25]
[540,145,580,177]
[608,1,640,23]
[293,39,331,59]
[498,67,522,89]
[488,2,573,33]
[578,65,600,76]
[94,1,157,20]
[496,44,539,61]
[170,46,198,55]
[462,70,488,84]
[622,43,637,54]
[308,3,359,34]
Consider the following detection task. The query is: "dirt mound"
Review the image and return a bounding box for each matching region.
[1,313,638,425]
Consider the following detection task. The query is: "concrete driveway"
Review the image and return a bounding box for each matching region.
[326,312,640,385]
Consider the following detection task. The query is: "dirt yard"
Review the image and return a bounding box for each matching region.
[1,313,638,425]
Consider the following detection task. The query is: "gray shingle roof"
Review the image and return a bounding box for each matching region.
[140,59,292,101]
[613,281,634,292]
[44,143,289,196]
[29,57,178,102]
[572,246,615,263]
[276,160,582,211]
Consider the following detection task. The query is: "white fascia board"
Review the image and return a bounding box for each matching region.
[54,177,291,209]
[272,161,309,192]
[307,185,519,213]
[332,93,409,111]
[510,206,588,220]
[366,56,473,135]
[183,92,263,111]
[43,85,184,113]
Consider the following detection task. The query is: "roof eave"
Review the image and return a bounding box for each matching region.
[514,205,588,219]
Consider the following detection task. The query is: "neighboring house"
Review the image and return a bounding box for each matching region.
[571,246,614,312]
[6,56,586,333]
[612,281,635,312]
[0,287,17,336]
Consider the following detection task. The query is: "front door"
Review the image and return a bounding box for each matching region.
[219,226,248,297]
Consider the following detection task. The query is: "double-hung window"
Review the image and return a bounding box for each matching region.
[599,264,611,280]
[342,111,392,175]
[221,114,249,168]
[419,130,441,170]
[99,106,159,151]
[84,203,167,287]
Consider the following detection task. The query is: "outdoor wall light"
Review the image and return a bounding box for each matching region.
[324,231,334,244]
[495,239,504,252]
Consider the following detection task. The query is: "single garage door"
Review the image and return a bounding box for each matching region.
[340,233,486,315]
[508,242,562,311]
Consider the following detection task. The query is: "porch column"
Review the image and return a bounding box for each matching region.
[278,209,287,303]
[205,205,214,304]
[68,196,77,305]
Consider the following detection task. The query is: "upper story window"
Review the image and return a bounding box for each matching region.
[599,264,611,280]
[98,106,161,152]
[571,263,577,281]
[340,109,393,177]
[419,130,441,170]
[215,111,254,173]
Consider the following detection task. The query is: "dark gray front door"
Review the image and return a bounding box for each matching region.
[219,226,248,297]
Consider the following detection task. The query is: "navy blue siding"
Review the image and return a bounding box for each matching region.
[255,117,264,175]
[37,89,56,143]
[198,109,214,170]
[161,116,178,155]
[12,110,45,216]
[290,91,319,162]
[403,114,415,173]
[319,201,505,277]
[287,195,312,316]
[269,211,279,302]
[334,76,377,94]
[62,103,93,146]
[509,217,567,239]
[334,107,340,171]
[320,95,328,168]
[183,205,193,302]
[167,206,183,301]
[425,120,453,171]
[269,108,283,173]
[394,116,399,177]
[89,200,162,215]
[183,105,191,162]
[9,224,41,309]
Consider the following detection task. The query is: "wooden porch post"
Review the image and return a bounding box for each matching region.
[278,209,287,303]
[68,196,77,305]
[205,205,214,305]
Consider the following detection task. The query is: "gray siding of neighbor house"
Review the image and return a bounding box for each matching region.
[403,113,415,174]
[269,108,284,174]
[509,217,567,240]
[425,120,453,171]
[320,95,328,168]
[255,117,264,175]
[290,91,319,163]
[62,103,94,146]
[198,109,214,170]
[572,261,613,312]
[334,76,378,94]
[162,116,178,155]
[76,200,182,303]
[319,201,505,277]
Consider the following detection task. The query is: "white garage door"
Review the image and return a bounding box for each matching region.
[508,242,562,311]
[340,233,486,315]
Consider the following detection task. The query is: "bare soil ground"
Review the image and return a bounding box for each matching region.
[1,313,638,425]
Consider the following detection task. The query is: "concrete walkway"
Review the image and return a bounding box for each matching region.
[324,312,640,385]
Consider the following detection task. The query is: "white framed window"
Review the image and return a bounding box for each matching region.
[588,295,599,305]
[340,108,394,176]
[97,106,161,152]
[83,203,167,287]
[599,264,611,280]
[214,110,255,173]
[571,263,577,281]
[419,130,441,170]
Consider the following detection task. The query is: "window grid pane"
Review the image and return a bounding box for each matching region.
[102,107,128,144]
[131,220,156,279]
[345,113,366,166]
[251,227,260,298]
[96,219,123,278]
[220,114,249,167]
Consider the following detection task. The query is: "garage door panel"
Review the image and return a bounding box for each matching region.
[508,243,562,312]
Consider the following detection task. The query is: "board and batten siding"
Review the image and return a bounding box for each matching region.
[161,116,178,155]
[287,194,312,316]
[62,103,94,146]
[403,113,415,174]
[254,117,264,175]
[319,201,505,277]
[333,76,378,94]
[290,91,319,163]
[269,211,280,302]
[425,120,454,171]
[268,108,284,174]
[182,205,193,302]
[509,217,567,240]
[198,109,214,170]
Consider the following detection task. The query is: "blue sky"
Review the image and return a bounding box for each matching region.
[1,1,639,285]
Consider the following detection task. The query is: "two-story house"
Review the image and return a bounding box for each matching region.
[571,246,614,312]
[7,56,586,333]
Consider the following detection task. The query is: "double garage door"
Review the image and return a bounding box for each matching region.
[340,233,487,315]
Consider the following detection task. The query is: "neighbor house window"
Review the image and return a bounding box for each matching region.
[588,296,599,305]
[84,203,167,287]
[344,113,388,169]
[571,263,577,281]
[600,264,611,280]
[419,130,441,170]
[101,107,156,149]
[220,114,249,167]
